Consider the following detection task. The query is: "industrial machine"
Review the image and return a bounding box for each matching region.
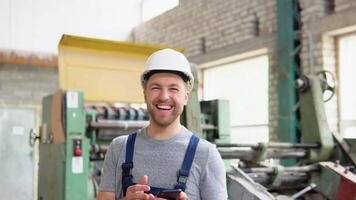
[221,72,356,200]
[36,89,148,200]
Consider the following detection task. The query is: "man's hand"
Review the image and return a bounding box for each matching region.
[154,191,188,200]
[122,175,188,200]
[122,175,155,200]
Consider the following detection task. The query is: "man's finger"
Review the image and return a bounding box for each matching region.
[138,175,149,185]
[177,191,188,200]
[131,192,155,200]
[127,184,150,193]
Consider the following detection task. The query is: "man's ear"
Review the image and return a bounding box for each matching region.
[143,88,147,103]
[184,91,190,105]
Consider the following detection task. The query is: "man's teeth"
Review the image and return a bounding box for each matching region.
[157,105,172,110]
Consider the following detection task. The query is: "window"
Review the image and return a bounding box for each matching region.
[202,55,269,143]
[338,32,356,138]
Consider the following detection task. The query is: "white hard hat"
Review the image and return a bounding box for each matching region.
[141,48,194,91]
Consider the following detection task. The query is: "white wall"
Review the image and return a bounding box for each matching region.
[203,55,269,144]
[338,32,356,138]
[0,0,142,54]
[142,0,178,22]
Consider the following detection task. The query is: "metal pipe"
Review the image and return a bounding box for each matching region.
[270,151,307,159]
[217,143,260,148]
[219,150,307,160]
[267,142,320,149]
[98,145,109,153]
[90,120,149,129]
[291,183,317,199]
[216,142,320,149]
[219,150,257,160]
[201,124,217,130]
[245,172,310,188]
[241,165,320,174]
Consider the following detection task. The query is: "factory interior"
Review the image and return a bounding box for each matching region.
[1,0,356,199]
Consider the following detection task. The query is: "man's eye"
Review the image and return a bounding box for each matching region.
[170,88,179,92]
[151,87,160,90]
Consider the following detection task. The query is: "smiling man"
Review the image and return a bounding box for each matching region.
[98,49,227,200]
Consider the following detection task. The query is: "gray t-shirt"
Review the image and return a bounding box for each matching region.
[99,126,227,200]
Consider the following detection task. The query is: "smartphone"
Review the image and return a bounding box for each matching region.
[156,189,182,199]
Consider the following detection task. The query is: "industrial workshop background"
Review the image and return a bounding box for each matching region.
[1,0,356,199]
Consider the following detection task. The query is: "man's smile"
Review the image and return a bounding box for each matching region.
[156,104,173,110]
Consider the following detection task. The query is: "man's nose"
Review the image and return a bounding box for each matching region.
[158,89,170,100]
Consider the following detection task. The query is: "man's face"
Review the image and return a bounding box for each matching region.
[143,72,189,127]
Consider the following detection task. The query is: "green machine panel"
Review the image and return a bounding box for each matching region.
[38,91,91,200]
[200,99,231,167]
[200,99,231,143]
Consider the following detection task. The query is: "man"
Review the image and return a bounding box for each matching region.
[98,48,227,200]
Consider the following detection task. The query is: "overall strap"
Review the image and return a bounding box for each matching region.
[121,133,137,196]
[175,134,200,191]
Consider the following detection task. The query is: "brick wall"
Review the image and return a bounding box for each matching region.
[335,0,356,12]
[0,50,59,106]
[133,0,276,57]
[133,0,356,139]
[0,64,58,105]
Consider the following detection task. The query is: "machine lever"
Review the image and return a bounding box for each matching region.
[29,128,40,146]
[291,183,316,199]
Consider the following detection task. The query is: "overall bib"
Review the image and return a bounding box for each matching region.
[121,133,200,197]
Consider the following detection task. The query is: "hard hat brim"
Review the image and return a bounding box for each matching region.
[141,69,194,91]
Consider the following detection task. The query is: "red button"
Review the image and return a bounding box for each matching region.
[74,149,82,156]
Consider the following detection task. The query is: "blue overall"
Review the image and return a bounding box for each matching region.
[121,132,200,196]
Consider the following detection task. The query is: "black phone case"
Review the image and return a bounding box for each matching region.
[156,189,182,199]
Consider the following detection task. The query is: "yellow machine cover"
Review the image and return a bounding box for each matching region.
[58,34,178,103]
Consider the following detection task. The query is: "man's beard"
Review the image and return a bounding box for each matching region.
[147,104,183,127]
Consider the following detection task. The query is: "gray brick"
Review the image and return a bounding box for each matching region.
[0,64,58,105]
